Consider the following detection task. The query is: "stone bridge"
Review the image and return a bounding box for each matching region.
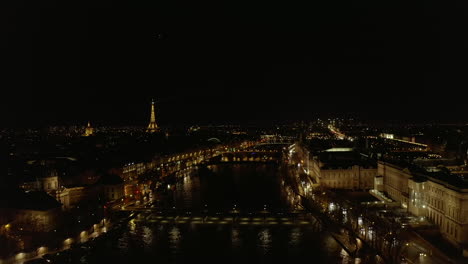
[123,208,321,229]
[209,150,283,163]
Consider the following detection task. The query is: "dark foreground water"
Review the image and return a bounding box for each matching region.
[76,164,356,264]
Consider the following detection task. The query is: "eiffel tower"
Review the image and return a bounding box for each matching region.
[146,99,160,133]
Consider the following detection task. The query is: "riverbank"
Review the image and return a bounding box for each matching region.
[58,162,350,264]
[0,211,135,264]
[282,165,372,257]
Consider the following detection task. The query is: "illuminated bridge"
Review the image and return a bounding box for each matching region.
[207,142,292,163]
[210,150,283,163]
[127,209,321,229]
[126,141,293,180]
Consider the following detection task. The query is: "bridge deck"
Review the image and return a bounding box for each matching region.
[133,213,318,226]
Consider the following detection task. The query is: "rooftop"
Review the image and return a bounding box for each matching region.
[381,160,468,190]
[323,148,354,152]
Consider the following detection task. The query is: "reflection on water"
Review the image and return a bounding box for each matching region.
[142,226,153,248]
[231,228,241,248]
[258,228,272,254]
[176,175,197,209]
[81,164,366,263]
[289,227,301,246]
[172,164,289,212]
[107,222,346,264]
[169,226,181,251]
[128,220,136,232]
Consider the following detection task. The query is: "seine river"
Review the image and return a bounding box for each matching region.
[76,164,356,264]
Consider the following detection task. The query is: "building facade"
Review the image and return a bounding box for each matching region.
[423,179,468,246]
[378,161,411,209]
[57,186,99,209]
[21,173,59,194]
[378,161,468,250]
[309,148,377,190]
[318,165,376,190]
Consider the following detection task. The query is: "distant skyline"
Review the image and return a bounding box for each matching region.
[2,2,467,127]
[2,95,467,128]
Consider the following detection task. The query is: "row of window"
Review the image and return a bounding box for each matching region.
[428,199,461,221]
[429,186,444,196]
[427,196,444,211]
[45,181,58,189]
[386,186,403,201]
[446,206,461,221]
[428,185,463,208]
[428,209,458,240]
[446,219,458,239]
[323,173,375,179]
[324,180,373,188]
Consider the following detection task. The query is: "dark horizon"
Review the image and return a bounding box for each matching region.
[3,94,468,128]
[2,2,467,127]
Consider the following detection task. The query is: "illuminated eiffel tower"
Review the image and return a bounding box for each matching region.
[146,99,160,133]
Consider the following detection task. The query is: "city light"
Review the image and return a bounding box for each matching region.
[37,246,48,255]
[1,94,465,264]
[15,252,25,260]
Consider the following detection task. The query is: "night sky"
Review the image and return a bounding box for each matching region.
[1,2,467,127]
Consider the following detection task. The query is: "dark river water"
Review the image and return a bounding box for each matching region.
[172,164,290,211]
[78,164,355,264]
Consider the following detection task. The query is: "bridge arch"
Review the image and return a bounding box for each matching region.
[207,138,221,144]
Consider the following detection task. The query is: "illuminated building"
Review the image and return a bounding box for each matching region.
[378,161,468,253]
[84,121,94,136]
[20,170,59,194]
[310,148,376,190]
[380,133,394,139]
[57,185,99,209]
[146,99,160,133]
